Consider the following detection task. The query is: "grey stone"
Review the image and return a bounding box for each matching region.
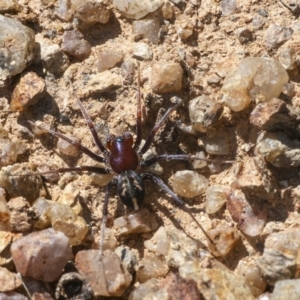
[265,24,293,50]
[0,15,35,86]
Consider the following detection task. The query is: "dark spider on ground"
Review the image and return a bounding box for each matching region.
[30,73,215,256]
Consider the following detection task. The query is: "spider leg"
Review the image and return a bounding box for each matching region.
[29,121,106,163]
[140,172,215,246]
[12,166,110,179]
[133,65,142,150]
[71,90,108,155]
[141,154,234,167]
[139,97,182,155]
[99,179,116,258]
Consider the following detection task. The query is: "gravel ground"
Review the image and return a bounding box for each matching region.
[1,0,300,299]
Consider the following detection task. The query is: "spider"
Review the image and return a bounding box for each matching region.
[29,73,215,256]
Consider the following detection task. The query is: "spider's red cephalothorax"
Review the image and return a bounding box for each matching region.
[106,132,139,173]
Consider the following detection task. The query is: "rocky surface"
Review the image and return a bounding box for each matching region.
[1,0,300,298]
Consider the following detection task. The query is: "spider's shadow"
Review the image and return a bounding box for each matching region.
[145,183,207,244]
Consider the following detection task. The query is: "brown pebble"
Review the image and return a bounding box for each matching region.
[250,98,295,130]
[75,249,132,297]
[7,197,32,233]
[151,62,183,94]
[10,72,46,111]
[32,293,54,300]
[11,228,73,282]
[0,267,22,292]
[61,30,91,60]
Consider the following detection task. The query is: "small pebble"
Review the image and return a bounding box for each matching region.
[133,42,153,60]
[205,185,229,214]
[145,272,201,300]
[144,226,169,256]
[0,267,22,292]
[236,27,253,44]
[237,156,278,202]
[82,172,114,187]
[71,0,111,24]
[32,198,52,229]
[75,249,132,297]
[221,0,237,16]
[0,198,11,232]
[179,261,255,299]
[10,72,46,111]
[277,48,297,70]
[92,228,118,251]
[48,202,88,245]
[189,95,223,133]
[145,226,199,268]
[235,258,266,297]
[61,30,91,60]
[170,170,208,198]
[256,132,300,168]
[207,220,240,257]
[166,227,199,268]
[113,0,164,20]
[36,35,70,75]
[11,228,73,282]
[56,0,73,21]
[192,151,207,169]
[252,14,265,30]
[113,208,158,235]
[0,292,27,299]
[115,245,138,274]
[0,0,21,13]
[0,136,21,168]
[82,71,121,95]
[206,74,221,86]
[227,189,268,237]
[271,279,300,300]
[57,136,81,157]
[250,98,295,131]
[0,231,16,266]
[0,164,45,203]
[7,197,33,233]
[175,15,194,40]
[162,2,173,20]
[137,254,168,283]
[265,24,293,50]
[97,50,123,72]
[57,181,82,215]
[205,127,230,155]
[257,228,300,285]
[32,292,54,300]
[151,62,183,94]
[132,18,160,43]
[128,278,159,300]
[121,60,135,85]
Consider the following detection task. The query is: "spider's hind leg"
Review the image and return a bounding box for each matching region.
[140,172,216,248]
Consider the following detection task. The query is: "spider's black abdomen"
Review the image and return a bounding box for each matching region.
[117,170,145,210]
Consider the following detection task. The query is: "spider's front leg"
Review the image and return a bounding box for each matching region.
[141,154,234,167]
[28,121,106,163]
